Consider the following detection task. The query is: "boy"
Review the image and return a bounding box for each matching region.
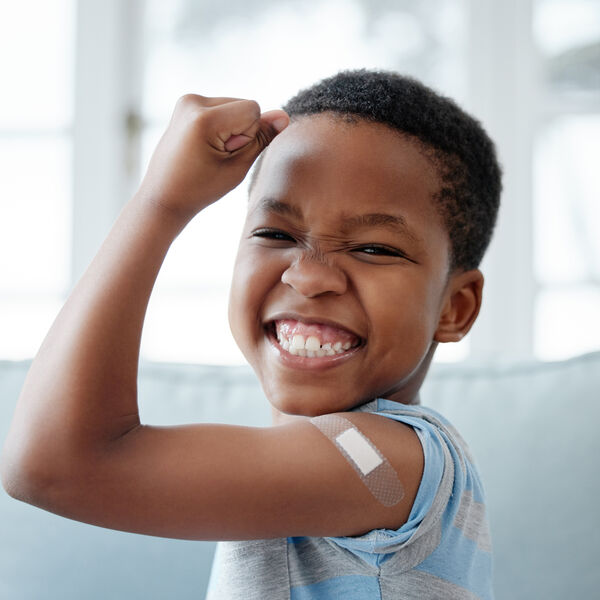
[1,70,501,599]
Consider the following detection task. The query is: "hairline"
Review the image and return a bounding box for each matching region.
[248,112,459,269]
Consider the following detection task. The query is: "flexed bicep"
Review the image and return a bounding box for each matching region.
[41,414,423,541]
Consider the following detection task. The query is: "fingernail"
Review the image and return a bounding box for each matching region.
[272,117,288,133]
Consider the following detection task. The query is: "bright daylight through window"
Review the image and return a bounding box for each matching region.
[0,0,598,365]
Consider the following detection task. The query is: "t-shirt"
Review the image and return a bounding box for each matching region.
[206,398,493,599]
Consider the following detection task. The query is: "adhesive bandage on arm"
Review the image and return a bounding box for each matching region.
[310,414,404,507]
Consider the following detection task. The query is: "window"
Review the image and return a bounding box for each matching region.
[532,0,600,359]
[0,0,74,358]
[1,0,598,364]
[137,0,470,364]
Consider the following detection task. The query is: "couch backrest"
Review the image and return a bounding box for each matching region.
[1,352,599,599]
[422,352,600,600]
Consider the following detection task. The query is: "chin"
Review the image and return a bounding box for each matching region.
[262,380,365,417]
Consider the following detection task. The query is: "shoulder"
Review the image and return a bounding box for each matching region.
[315,409,425,531]
[341,403,480,529]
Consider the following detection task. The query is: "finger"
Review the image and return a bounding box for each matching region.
[208,99,262,150]
[173,94,243,117]
[224,110,289,154]
[224,133,254,152]
[260,109,289,134]
[207,102,289,155]
[223,111,288,151]
[246,110,289,153]
[197,95,246,108]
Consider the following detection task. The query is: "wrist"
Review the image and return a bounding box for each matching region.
[130,187,197,237]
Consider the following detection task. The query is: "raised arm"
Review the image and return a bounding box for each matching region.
[0,96,423,541]
[0,95,287,503]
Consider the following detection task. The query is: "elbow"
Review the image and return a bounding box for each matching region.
[0,441,63,508]
[1,452,36,503]
[0,459,30,502]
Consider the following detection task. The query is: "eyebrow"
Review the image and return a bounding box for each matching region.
[256,197,304,220]
[338,212,419,240]
[255,197,422,243]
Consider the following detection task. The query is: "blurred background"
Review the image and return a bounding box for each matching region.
[0,0,598,366]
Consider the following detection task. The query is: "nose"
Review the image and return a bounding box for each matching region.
[281,255,347,298]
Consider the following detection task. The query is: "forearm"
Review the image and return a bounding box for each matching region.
[2,192,188,487]
[1,93,287,508]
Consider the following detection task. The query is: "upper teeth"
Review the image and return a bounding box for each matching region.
[278,333,352,357]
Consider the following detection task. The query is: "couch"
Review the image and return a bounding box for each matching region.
[1,352,599,599]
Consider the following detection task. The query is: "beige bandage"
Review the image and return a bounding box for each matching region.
[310,414,404,507]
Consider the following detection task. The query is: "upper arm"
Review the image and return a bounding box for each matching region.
[39,412,424,541]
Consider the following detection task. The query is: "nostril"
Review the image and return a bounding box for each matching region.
[281,260,347,297]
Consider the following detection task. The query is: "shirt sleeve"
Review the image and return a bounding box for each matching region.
[326,411,452,564]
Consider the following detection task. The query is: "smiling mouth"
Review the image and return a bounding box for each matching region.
[267,319,363,358]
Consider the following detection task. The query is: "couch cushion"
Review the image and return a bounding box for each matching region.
[2,353,599,599]
[421,351,600,600]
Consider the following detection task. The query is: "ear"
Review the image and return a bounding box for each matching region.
[434,269,484,343]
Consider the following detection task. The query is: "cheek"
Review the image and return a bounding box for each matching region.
[228,252,253,347]
[362,271,443,344]
[228,248,280,343]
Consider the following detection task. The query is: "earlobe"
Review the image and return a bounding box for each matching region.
[434,269,484,343]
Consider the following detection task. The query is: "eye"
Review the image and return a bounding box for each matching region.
[354,245,402,256]
[353,244,403,257]
[251,228,296,243]
[350,244,416,264]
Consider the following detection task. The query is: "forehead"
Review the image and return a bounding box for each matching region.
[249,115,442,227]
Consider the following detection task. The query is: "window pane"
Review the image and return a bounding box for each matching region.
[533,116,600,286]
[434,338,470,364]
[139,0,468,364]
[142,0,467,122]
[0,296,64,359]
[0,0,74,129]
[533,1,599,360]
[534,0,600,98]
[0,1,74,360]
[534,0,600,57]
[0,137,72,294]
[142,289,246,365]
[535,286,600,360]
[140,125,247,289]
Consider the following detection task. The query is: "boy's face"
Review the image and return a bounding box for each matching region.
[229,115,460,416]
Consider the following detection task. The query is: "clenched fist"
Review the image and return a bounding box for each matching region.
[138,94,289,222]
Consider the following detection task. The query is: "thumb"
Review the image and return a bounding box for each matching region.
[224,109,289,153]
[261,109,289,135]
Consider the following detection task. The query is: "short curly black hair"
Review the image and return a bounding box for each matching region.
[252,69,502,272]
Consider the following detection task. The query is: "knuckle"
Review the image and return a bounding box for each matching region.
[174,95,211,128]
[175,94,208,115]
[176,93,200,107]
[244,99,261,118]
[255,127,270,149]
[246,99,260,111]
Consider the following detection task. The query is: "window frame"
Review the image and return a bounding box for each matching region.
[67,0,598,364]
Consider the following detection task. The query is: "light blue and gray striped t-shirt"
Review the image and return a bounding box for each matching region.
[206,398,493,599]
